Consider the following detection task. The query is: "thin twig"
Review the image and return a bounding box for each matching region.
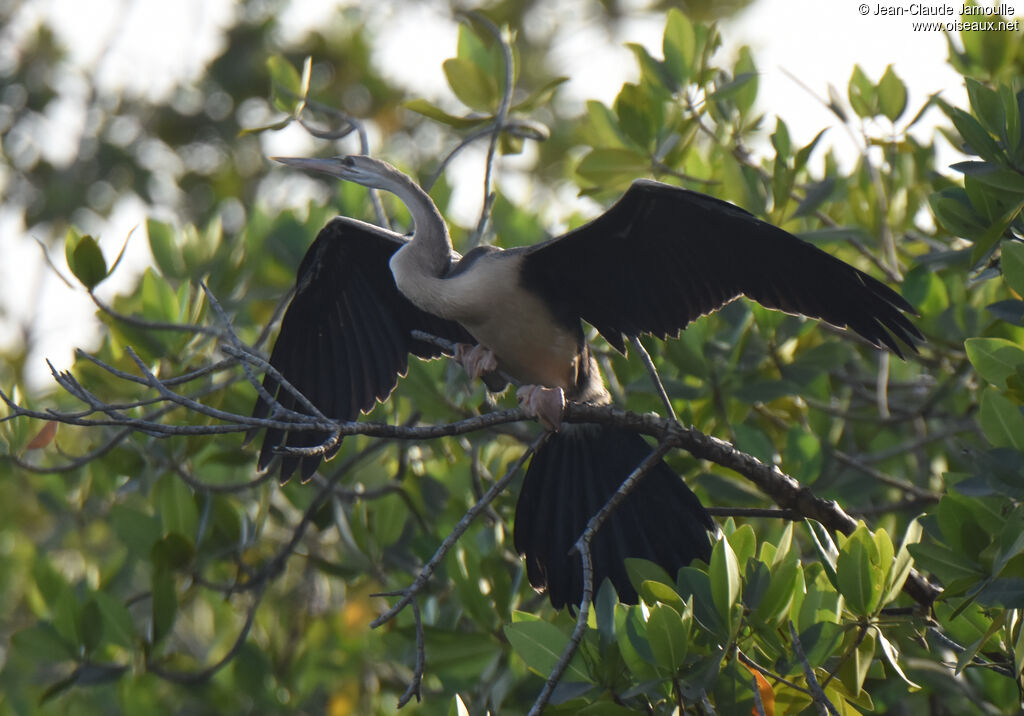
[396,598,426,707]
[630,335,677,422]
[464,12,514,249]
[530,440,673,715]
[788,621,840,716]
[370,433,546,629]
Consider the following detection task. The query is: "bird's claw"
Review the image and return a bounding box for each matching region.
[454,343,498,381]
[517,385,565,432]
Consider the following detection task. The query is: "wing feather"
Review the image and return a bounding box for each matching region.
[252,217,473,482]
[520,180,921,356]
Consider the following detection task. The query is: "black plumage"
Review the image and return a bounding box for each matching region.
[251,217,473,482]
[521,181,920,356]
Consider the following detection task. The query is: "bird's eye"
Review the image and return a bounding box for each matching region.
[341,156,355,168]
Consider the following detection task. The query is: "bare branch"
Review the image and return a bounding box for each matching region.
[630,335,677,422]
[370,433,546,629]
[396,598,426,707]
[788,620,841,716]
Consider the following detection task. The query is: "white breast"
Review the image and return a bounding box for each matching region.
[392,248,580,390]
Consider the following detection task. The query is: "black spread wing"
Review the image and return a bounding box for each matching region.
[520,180,922,355]
[251,217,473,482]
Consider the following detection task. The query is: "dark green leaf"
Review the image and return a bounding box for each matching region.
[153,474,198,541]
[966,78,1005,137]
[979,387,1024,449]
[907,542,983,583]
[110,504,161,559]
[80,599,103,654]
[151,569,177,645]
[504,619,591,682]
[1003,241,1024,297]
[93,591,137,649]
[68,234,108,290]
[947,106,1003,162]
[966,337,1024,388]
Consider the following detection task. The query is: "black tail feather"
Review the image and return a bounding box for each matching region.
[514,423,714,608]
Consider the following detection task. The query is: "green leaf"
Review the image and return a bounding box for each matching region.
[151,569,177,645]
[783,429,822,484]
[793,129,828,173]
[110,504,161,559]
[947,106,1003,162]
[504,620,590,682]
[979,387,1024,449]
[403,99,486,129]
[639,579,686,612]
[966,337,1024,388]
[266,55,302,114]
[771,118,791,158]
[907,542,983,583]
[576,148,650,189]
[836,524,886,616]
[10,623,76,663]
[513,76,569,113]
[616,603,658,679]
[709,538,741,633]
[625,557,675,600]
[147,219,186,280]
[614,83,658,149]
[626,43,673,92]
[839,627,876,697]
[731,47,758,115]
[928,191,988,239]
[153,474,198,541]
[878,65,907,122]
[646,603,689,671]
[874,627,922,690]
[53,588,82,651]
[805,520,840,591]
[710,73,758,105]
[752,559,801,626]
[848,65,878,118]
[971,198,1024,265]
[952,161,1024,193]
[93,591,137,649]
[443,57,497,112]
[966,79,1005,137]
[1003,241,1024,297]
[902,264,950,314]
[662,8,696,87]
[67,233,108,290]
[80,599,103,654]
[151,533,195,571]
[884,516,923,605]
[726,524,757,569]
[999,83,1021,156]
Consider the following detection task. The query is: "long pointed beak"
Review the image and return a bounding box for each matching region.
[270,156,349,180]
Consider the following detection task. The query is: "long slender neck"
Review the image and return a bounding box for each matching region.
[383,169,462,318]
[380,170,451,278]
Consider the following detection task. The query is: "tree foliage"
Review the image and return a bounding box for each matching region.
[2,3,1024,714]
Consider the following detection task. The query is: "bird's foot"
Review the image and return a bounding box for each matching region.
[454,343,498,381]
[517,384,565,432]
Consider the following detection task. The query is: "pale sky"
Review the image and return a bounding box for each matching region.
[1,0,994,390]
